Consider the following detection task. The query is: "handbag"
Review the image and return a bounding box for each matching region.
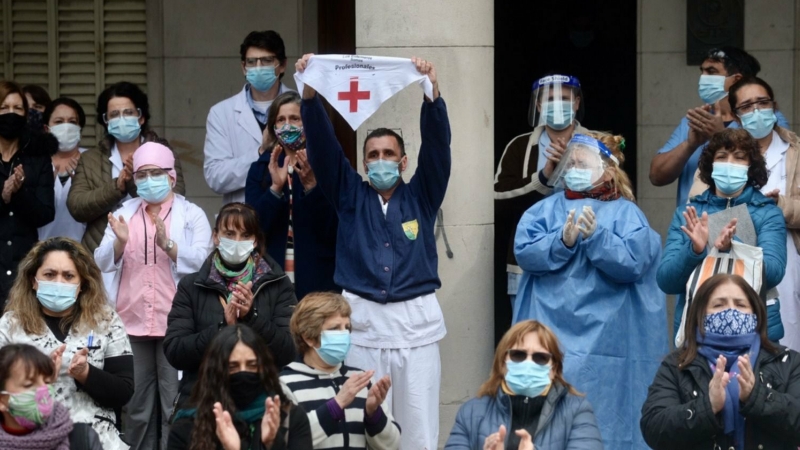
[675,241,764,347]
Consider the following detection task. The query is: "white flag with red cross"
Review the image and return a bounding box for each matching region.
[294,54,434,130]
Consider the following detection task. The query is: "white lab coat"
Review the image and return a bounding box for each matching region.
[203,83,293,204]
[38,148,88,242]
[94,194,213,306]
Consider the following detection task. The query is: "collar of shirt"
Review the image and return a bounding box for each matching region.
[246,84,286,124]
[765,129,790,172]
[109,142,123,173]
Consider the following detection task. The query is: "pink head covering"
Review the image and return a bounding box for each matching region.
[133,142,177,181]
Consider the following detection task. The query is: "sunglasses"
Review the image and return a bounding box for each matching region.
[506,349,552,366]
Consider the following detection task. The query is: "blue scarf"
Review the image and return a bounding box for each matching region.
[172,393,268,424]
[696,331,760,450]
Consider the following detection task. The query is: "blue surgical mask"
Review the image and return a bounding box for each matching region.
[135,174,171,204]
[247,66,278,92]
[315,330,351,366]
[107,116,141,143]
[704,308,758,336]
[698,75,728,104]
[563,168,594,192]
[544,100,574,130]
[740,108,777,140]
[36,280,78,313]
[366,159,401,190]
[504,360,551,397]
[711,162,749,195]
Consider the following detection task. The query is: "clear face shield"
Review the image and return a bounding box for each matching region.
[548,134,618,192]
[528,75,584,130]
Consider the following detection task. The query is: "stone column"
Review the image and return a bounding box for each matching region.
[354,1,495,447]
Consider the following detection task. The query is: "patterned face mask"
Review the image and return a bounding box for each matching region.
[704,308,758,336]
[1,384,56,430]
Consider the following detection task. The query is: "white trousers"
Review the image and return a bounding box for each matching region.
[346,342,441,450]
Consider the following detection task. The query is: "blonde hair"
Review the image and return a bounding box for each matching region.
[584,131,635,202]
[4,237,111,336]
[290,292,352,355]
[477,320,580,398]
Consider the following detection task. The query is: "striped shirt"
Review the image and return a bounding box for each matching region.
[280,362,400,449]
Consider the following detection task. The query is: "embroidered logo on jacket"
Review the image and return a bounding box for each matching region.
[402,219,419,240]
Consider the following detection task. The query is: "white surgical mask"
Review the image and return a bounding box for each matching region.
[217,237,255,265]
[49,123,81,151]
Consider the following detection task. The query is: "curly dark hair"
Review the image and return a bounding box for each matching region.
[187,325,288,450]
[697,128,768,192]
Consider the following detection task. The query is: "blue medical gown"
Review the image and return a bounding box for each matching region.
[513,193,668,450]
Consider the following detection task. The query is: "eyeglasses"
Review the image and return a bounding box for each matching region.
[244,56,278,67]
[736,99,774,115]
[506,349,552,366]
[103,108,142,124]
[133,168,171,181]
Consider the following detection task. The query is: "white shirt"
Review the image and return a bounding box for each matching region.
[38,148,88,241]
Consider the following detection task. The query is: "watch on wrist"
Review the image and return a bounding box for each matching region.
[165,239,174,251]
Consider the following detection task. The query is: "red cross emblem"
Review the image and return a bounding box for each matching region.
[338,77,371,112]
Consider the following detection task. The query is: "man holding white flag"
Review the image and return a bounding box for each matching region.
[296,53,449,450]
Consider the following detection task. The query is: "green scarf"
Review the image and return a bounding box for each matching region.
[172,393,268,423]
[212,253,256,303]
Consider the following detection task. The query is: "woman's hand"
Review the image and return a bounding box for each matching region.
[541,138,566,180]
[335,370,374,409]
[230,281,254,317]
[49,344,66,382]
[737,354,755,404]
[153,214,169,250]
[515,429,535,450]
[2,165,24,203]
[680,206,709,254]
[68,348,90,384]
[213,402,241,450]
[577,206,597,239]
[713,218,737,252]
[116,157,132,193]
[268,144,289,194]
[709,355,730,414]
[365,375,391,416]
[108,213,129,244]
[261,395,281,448]
[562,209,580,248]
[294,150,317,191]
[483,425,507,450]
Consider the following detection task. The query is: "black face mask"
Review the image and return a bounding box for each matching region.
[228,371,266,410]
[0,113,26,140]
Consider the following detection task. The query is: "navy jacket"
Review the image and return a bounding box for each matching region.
[245,150,339,300]
[301,94,451,303]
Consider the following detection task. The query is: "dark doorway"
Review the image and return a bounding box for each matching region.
[493,0,638,345]
[317,0,357,167]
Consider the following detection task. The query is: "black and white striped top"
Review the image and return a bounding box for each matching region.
[279,361,401,449]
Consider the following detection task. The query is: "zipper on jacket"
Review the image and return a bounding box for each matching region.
[726,197,732,209]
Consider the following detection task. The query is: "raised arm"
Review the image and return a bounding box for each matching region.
[299,92,363,210]
[650,118,702,186]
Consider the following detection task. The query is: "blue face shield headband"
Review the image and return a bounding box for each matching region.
[547,134,619,189]
[529,75,582,128]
